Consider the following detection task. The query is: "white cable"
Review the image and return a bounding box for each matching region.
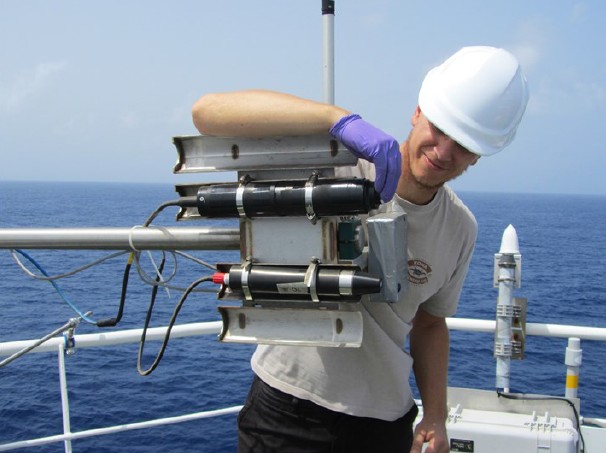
[127,225,144,253]
[9,249,128,281]
[174,251,216,270]
[134,250,177,286]
[146,250,171,299]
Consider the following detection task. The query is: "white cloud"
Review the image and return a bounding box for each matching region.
[511,43,541,73]
[0,61,67,113]
[527,72,606,116]
[573,80,606,109]
[509,15,552,74]
[52,112,97,136]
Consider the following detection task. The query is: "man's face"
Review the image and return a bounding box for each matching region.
[404,107,479,191]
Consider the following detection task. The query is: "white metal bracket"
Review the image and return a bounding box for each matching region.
[218,305,363,347]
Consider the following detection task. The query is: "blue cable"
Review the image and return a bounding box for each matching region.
[14,249,97,325]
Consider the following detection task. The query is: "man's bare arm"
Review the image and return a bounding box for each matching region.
[191,89,350,137]
[409,307,450,453]
[191,89,402,202]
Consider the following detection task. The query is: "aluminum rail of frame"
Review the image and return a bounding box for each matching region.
[0,227,240,250]
[172,134,356,174]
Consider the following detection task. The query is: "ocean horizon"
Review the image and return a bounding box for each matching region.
[4,178,606,198]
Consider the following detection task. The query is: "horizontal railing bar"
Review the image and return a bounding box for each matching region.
[2,317,606,452]
[446,318,606,341]
[3,318,606,359]
[0,321,223,357]
[0,405,243,452]
[0,227,240,250]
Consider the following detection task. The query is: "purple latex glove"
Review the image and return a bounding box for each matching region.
[330,114,402,202]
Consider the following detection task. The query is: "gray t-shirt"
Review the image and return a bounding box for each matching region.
[251,161,477,421]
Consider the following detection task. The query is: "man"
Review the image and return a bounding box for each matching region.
[192,46,528,453]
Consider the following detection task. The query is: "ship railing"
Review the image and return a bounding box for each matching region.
[1,318,606,452]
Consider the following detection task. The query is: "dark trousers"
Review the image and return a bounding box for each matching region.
[238,376,418,453]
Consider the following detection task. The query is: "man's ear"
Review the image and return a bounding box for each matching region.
[471,156,480,166]
[411,105,422,126]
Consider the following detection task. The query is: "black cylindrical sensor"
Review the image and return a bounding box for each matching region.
[195,177,380,218]
[224,264,381,302]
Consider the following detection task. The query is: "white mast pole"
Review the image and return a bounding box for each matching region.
[322,0,335,105]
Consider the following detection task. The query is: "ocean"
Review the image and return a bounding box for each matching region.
[0,181,605,452]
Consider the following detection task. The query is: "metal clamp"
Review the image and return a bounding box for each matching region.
[305,172,319,224]
[496,304,515,317]
[304,258,321,302]
[240,258,254,301]
[494,343,513,358]
[63,316,82,356]
[493,252,522,288]
[338,270,355,296]
[236,174,252,218]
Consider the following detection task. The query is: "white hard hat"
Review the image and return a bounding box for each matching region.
[418,46,529,156]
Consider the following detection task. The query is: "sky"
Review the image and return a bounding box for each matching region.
[1,0,605,195]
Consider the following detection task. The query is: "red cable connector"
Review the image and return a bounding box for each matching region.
[212,272,226,285]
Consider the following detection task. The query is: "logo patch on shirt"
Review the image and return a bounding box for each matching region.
[408,259,432,285]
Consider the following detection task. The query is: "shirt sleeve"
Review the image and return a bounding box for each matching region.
[420,219,477,318]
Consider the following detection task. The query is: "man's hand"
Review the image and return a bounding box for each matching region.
[410,417,449,453]
[330,114,402,202]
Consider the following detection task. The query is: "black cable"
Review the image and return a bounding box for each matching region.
[497,391,586,452]
[97,198,193,329]
[97,197,210,370]
[96,252,135,328]
[137,255,166,374]
[143,199,191,227]
[137,274,214,376]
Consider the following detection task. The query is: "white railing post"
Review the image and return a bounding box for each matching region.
[565,337,582,399]
[57,343,73,453]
